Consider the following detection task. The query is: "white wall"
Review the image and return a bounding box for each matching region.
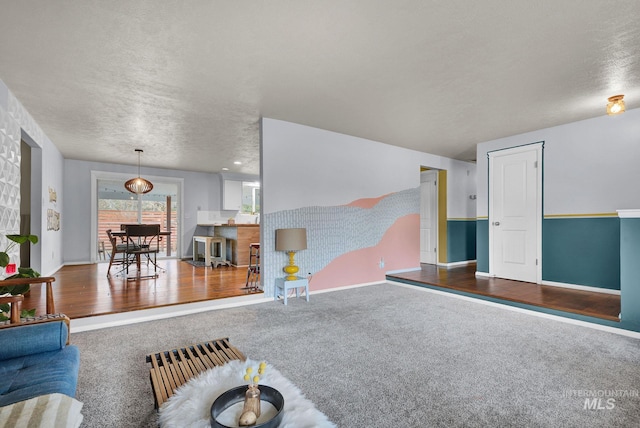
[262,118,475,218]
[36,135,64,275]
[446,161,477,219]
[476,108,640,216]
[0,78,65,276]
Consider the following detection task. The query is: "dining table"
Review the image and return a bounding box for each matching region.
[111,227,172,256]
[111,225,171,279]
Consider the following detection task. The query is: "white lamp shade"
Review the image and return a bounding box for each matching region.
[275,228,307,251]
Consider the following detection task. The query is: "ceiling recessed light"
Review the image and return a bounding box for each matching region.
[234,161,242,165]
[222,167,229,171]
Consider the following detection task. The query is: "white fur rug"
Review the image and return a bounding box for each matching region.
[159,359,335,428]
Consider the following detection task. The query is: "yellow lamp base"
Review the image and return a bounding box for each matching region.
[283,251,300,281]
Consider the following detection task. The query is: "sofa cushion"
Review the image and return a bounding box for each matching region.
[0,345,80,407]
[0,321,68,361]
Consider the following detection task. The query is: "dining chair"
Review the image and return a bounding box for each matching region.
[106,229,138,278]
[123,224,161,279]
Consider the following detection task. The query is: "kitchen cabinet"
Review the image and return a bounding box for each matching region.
[223,180,242,210]
[213,224,260,266]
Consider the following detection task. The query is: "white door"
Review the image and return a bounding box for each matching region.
[489,144,542,283]
[420,170,438,264]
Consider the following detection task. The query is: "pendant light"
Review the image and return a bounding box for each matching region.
[124,149,153,194]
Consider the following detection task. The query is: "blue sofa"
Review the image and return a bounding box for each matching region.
[0,319,80,407]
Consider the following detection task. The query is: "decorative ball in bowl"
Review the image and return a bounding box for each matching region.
[211,385,284,428]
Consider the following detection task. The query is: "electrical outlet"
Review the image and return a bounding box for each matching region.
[379,257,385,269]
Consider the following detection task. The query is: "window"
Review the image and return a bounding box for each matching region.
[241,182,260,213]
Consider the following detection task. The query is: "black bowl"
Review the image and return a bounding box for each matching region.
[210,385,284,428]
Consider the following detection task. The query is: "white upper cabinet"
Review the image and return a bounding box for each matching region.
[223,180,242,211]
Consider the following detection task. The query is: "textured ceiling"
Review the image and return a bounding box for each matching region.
[0,1,639,175]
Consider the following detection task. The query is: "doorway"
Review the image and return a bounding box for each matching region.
[19,141,31,267]
[91,172,183,262]
[420,170,438,264]
[488,143,542,283]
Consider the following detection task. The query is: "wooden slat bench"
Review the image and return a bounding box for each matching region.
[145,337,246,408]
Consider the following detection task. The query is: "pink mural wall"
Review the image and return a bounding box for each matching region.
[309,214,420,291]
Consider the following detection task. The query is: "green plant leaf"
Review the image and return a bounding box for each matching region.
[0,303,9,313]
[0,252,9,268]
[21,308,36,318]
[0,313,9,322]
[0,283,30,295]
[6,267,40,279]
[14,284,30,294]
[0,285,15,295]
[6,235,39,245]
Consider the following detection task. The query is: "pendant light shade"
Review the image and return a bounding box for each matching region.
[125,149,153,194]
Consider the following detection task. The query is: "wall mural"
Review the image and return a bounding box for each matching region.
[262,188,420,294]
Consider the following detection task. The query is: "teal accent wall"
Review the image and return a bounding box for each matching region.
[542,217,620,290]
[476,219,489,272]
[446,219,476,263]
[620,218,640,328]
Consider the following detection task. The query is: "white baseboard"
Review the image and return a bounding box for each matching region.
[541,280,620,295]
[61,261,90,266]
[385,267,421,274]
[310,281,384,295]
[473,273,619,295]
[438,260,476,269]
[44,263,66,277]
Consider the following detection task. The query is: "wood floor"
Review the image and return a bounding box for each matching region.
[21,259,260,319]
[387,264,621,322]
[22,259,620,324]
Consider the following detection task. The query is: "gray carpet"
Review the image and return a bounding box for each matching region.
[71,283,640,427]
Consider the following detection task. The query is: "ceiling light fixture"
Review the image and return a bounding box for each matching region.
[124,149,153,194]
[606,94,625,116]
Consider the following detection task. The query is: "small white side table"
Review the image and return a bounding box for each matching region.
[274,277,309,305]
[193,236,228,267]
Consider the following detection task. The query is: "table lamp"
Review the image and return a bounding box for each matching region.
[275,228,307,280]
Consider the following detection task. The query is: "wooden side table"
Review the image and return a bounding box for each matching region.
[274,277,309,305]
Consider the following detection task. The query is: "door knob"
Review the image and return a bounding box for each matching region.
[493,221,501,226]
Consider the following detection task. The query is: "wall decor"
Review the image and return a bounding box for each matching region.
[47,209,60,231]
[49,186,57,203]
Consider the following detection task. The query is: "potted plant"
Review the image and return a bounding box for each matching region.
[0,234,40,320]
